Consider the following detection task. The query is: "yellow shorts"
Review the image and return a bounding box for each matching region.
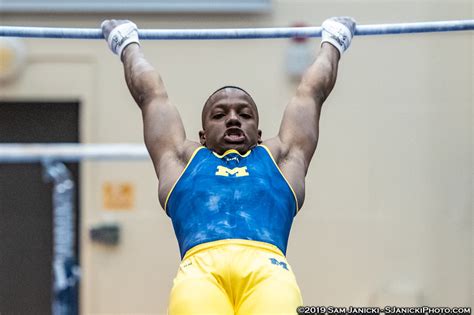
[168,239,303,315]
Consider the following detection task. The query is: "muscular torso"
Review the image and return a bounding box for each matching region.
[156,139,306,211]
[164,145,298,257]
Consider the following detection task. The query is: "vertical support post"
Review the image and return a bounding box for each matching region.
[42,160,79,315]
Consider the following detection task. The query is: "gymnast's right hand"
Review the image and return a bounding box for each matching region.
[321,16,356,57]
[101,19,140,60]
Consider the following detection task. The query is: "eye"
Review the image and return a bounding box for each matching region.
[240,113,252,119]
[212,113,225,119]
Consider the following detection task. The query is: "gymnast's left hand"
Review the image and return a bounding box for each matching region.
[321,16,356,57]
[101,19,140,60]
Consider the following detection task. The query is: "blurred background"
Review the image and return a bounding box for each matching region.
[0,0,472,314]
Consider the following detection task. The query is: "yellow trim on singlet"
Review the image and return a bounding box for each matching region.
[259,144,300,215]
[212,148,251,158]
[164,146,206,213]
[183,238,285,260]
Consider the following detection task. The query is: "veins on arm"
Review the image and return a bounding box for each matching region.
[277,43,341,170]
[120,43,190,176]
[122,43,168,109]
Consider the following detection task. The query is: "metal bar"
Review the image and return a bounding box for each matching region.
[0,143,149,162]
[0,20,473,40]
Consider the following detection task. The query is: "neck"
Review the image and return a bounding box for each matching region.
[209,143,257,156]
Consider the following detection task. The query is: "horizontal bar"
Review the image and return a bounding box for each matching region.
[0,20,473,40]
[0,143,149,162]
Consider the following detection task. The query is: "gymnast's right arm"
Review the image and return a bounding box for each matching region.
[101,20,192,180]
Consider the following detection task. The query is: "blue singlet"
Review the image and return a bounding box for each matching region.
[165,145,298,258]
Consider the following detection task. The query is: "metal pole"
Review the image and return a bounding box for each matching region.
[42,160,79,315]
[1,20,473,40]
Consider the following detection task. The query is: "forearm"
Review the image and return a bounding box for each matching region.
[276,17,355,166]
[121,44,167,108]
[297,43,340,104]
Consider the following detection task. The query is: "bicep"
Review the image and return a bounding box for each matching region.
[276,45,340,170]
[277,91,323,165]
[141,97,187,166]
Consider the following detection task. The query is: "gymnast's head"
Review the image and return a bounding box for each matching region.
[199,86,262,155]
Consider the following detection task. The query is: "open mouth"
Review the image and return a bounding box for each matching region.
[224,128,245,143]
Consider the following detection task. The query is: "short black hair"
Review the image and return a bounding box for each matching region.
[202,86,259,127]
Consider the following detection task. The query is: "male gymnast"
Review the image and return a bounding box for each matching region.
[102,17,355,314]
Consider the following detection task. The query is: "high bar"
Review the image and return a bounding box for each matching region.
[0,143,149,162]
[0,20,473,40]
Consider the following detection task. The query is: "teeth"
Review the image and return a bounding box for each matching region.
[227,129,242,136]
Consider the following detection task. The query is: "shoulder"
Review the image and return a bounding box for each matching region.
[157,140,202,180]
[261,136,290,164]
[262,135,311,172]
[260,139,306,210]
[157,140,204,209]
[180,140,205,163]
[159,140,203,166]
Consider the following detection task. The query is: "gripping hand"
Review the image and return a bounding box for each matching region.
[101,19,140,60]
[321,17,356,56]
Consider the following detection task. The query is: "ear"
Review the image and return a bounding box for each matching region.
[199,130,206,145]
[257,129,262,144]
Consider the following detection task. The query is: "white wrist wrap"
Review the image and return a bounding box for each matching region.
[321,20,353,56]
[107,22,140,59]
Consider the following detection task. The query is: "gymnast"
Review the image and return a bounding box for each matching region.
[101,16,355,314]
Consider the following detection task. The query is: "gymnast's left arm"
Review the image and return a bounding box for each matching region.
[273,17,356,171]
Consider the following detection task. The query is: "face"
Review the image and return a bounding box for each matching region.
[199,88,262,155]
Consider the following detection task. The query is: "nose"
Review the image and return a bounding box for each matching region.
[225,111,241,127]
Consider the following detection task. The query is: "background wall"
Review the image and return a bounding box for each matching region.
[1,0,472,313]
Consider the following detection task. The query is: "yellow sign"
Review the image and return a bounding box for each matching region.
[102,182,135,210]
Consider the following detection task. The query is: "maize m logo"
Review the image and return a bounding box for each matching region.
[215,166,249,177]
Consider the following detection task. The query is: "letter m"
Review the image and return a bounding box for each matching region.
[215,166,249,177]
[269,258,289,270]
